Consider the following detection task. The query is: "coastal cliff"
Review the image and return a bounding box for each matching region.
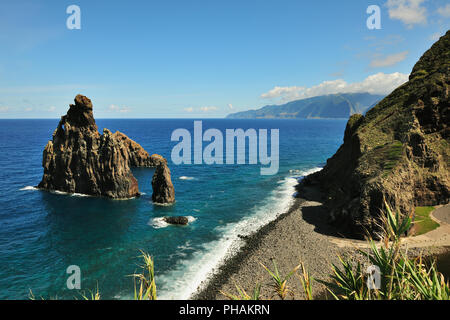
[38,95,173,201]
[298,31,450,238]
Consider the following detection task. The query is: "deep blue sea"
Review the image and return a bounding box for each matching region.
[0,118,346,299]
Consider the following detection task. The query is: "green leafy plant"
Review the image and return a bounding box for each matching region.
[298,263,314,300]
[80,284,101,300]
[260,259,300,300]
[132,250,157,300]
[220,283,261,300]
[324,200,449,300]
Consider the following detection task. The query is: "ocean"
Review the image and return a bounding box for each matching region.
[0,118,347,299]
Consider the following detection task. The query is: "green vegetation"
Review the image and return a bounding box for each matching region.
[298,263,314,300]
[414,206,439,236]
[346,114,364,131]
[132,251,157,300]
[367,140,404,178]
[412,69,428,80]
[220,283,261,300]
[260,260,300,300]
[382,141,403,172]
[80,286,101,300]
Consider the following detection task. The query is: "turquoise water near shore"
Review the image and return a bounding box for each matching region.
[0,118,346,299]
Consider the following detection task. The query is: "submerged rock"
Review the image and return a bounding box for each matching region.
[38,95,170,199]
[298,31,450,238]
[163,216,189,225]
[152,163,176,204]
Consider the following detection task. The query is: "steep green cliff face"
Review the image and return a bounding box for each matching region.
[300,31,450,238]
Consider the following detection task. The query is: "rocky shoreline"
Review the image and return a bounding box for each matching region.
[193,186,449,300]
[193,192,358,300]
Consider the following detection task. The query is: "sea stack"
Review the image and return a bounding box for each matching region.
[298,31,450,238]
[152,163,176,204]
[38,94,171,199]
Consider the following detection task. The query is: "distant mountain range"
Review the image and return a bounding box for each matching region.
[226,93,385,119]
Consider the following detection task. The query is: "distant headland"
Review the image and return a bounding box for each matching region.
[226,92,384,119]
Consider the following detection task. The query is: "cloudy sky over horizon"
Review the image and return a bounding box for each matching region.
[0,0,449,118]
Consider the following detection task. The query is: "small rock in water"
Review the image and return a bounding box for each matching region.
[163,216,189,225]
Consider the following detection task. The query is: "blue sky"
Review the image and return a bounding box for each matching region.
[0,0,449,118]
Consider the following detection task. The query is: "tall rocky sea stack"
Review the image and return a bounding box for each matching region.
[38,94,175,202]
[299,31,450,238]
[151,163,176,204]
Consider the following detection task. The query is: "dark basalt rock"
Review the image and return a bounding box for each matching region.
[298,31,450,239]
[163,216,189,225]
[152,163,175,204]
[38,95,171,199]
[112,131,167,167]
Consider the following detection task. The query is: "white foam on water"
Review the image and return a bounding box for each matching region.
[112,197,136,201]
[289,166,322,177]
[149,216,197,229]
[71,193,91,197]
[157,173,302,300]
[24,187,130,199]
[19,186,38,191]
[52,190,69,195]
[50,190,94,197]
[149,217,170,229]
[179,176,196,180]
[186,216,196,223]
[300,167,322,176]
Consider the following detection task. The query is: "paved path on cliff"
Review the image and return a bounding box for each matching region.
[329,204,450,249]
[433,205,450,224]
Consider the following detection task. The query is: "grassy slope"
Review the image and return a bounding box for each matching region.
[414,206,440,235]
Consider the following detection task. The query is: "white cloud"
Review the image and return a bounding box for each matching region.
[25,107,33,112]
[108,104,131,113]
[386,0,427,27]
[184,106,219,113]
[370,51,408,68]
[199,106,218,112]
[47,106,56,112]
[0,106,10,112]
[228,103,233,110]
[437,4,450,18]
[261,72,409,103]
[119,107,131,113]
[261,86,306,100]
